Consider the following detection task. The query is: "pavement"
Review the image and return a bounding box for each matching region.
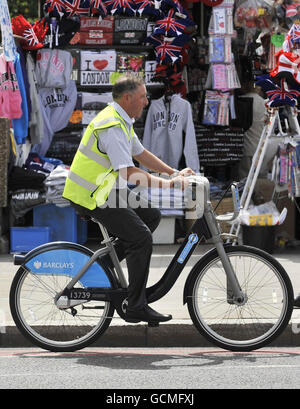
[1,242,300,348]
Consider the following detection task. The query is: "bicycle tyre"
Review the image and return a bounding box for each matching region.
[10,243,115,352]
[186,245,294,351]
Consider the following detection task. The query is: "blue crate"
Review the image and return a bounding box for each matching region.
[10,227,51,253]
[33,204,87,244]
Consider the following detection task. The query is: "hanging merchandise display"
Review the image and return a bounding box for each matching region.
[0,0,17,62]
[80,49,116,85]
[202,90,230,125]
[11,51,29,144]
[0,54,22,120]
[26,54,44,145]
[35,48,74,88]
[3,0,300,250]
[271,141,300,198]
[234,0,273,30]
[202,0,239,127]
[143,93,200,172]
[31,80,78,156]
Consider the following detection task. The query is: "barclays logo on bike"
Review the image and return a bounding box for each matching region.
[25,249,81,274]
[32,260,75,270]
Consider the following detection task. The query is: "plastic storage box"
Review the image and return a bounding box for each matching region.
[10,226,51,253]
[33,204,87,244]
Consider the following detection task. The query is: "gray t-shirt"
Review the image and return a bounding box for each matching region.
[242,92,266,157]
[96,102,144,171]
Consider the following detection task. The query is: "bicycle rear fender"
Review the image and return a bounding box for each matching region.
[14,241,117,288]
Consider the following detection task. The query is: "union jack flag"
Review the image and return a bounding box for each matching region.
[148,33,190,63]
[44,0,66,16]
[132,0,159,16]
[262,78,300,107]
[154,9,187,36]
[91,0,107,14]
[284,23,300,51]
[104,0,135,15]
[22,27,43,49]
[153,37,182,63]
[64,0,90,16]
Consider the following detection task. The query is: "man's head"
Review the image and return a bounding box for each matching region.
[112,74,148,119]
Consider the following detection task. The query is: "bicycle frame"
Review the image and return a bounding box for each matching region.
[52,177,246,311]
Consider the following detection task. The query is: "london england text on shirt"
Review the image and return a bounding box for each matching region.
[153,110,180,131]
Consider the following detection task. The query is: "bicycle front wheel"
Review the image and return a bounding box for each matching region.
[187,245,294,351]
[10,257,115,352]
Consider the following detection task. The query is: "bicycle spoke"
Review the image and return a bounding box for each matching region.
[189,249,291,349]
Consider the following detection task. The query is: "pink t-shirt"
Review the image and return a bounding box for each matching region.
[0,54,22,119]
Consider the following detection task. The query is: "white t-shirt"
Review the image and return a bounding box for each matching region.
[96,102,144,172]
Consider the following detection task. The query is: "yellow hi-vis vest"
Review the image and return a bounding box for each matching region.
[63,105,133,209]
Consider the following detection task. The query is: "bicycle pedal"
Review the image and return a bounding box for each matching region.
[148,321,159,328]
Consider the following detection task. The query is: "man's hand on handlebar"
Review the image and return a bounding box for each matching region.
[178,168,195,177]
[170,168,196,190]
[171,175,191,190]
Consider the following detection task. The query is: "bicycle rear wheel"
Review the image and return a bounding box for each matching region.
[10,245,115,352]
[186,245,294,351]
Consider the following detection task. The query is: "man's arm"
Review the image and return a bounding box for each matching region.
[119,166,190,190]
[133,148,174,176]
[134,148,196,178]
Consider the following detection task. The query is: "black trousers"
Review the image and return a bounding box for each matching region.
[71,188,161,310]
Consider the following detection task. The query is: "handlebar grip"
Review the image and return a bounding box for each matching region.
[191,182,197,201]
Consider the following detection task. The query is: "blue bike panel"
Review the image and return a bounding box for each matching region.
[177,233,199,264]
[25,249,111,287]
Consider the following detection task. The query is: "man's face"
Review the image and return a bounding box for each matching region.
[126,84,148,119]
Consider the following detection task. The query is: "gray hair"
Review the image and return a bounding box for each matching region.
[112,74,145,100]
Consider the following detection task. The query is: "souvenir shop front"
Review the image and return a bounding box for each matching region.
[1,0,300,254]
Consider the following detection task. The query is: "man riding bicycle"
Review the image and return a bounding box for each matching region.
[63,74,195,323]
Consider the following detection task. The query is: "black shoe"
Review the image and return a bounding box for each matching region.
[294,295,300,309]
[125,305,172,323]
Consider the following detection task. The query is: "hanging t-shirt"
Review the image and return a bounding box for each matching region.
[35,48,73,89]
[0,0,17,62]
[0,53,22,120]
[142,94,200,172]
[242,92,266,157]
[31,80,77,156]
[12,52,29,144]
[26,53,44,144]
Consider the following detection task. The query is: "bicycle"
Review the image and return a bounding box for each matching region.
[9,175,294,352]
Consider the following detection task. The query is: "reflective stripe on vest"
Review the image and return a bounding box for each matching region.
[78,142,111,168]
[67,170,98,192]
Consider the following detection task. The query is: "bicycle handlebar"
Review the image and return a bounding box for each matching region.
[186,175,241,223]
